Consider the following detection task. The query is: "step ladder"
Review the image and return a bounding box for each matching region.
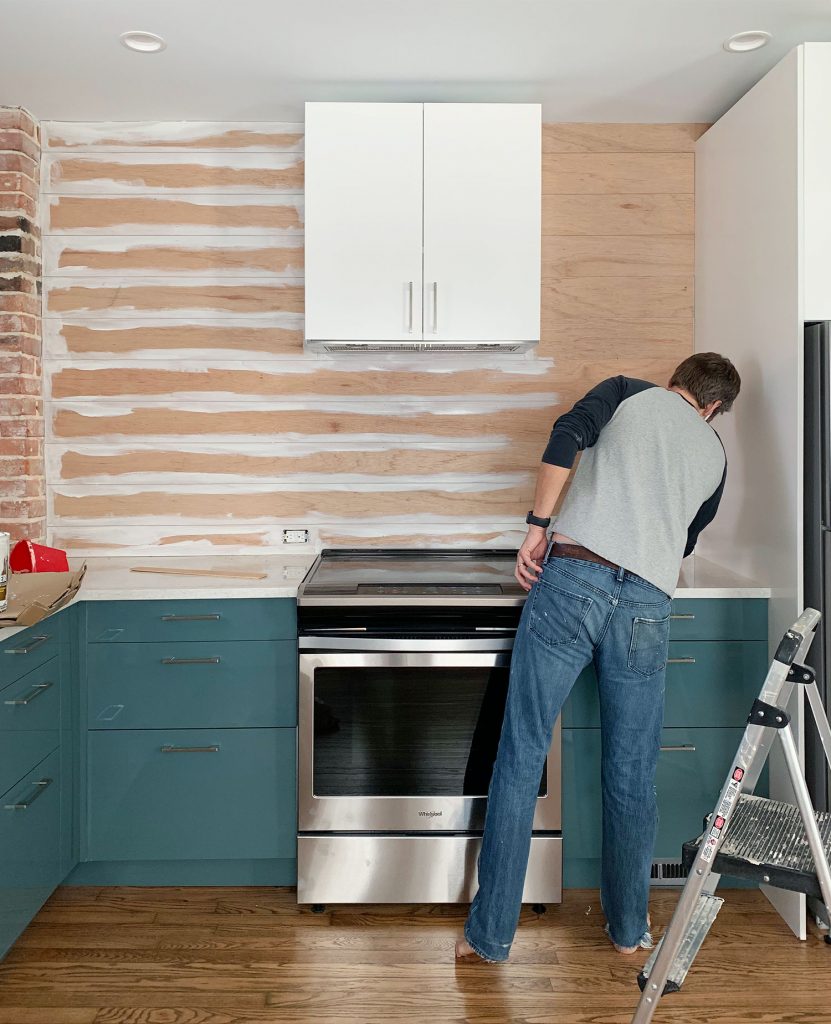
[631,607,831,1024]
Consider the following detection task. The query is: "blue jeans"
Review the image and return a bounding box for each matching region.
[464,553,672,960]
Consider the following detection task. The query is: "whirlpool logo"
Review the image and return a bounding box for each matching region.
[418,810,443,818]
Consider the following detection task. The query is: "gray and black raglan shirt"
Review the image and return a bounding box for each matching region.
[543,376,726,597]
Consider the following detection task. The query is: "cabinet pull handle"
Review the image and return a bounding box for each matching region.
[4,635,50,656]
[407,281,414,334]
[4,681,53,706]
[432,282,438,334]
[4,777,52,810]
[160,744,220,754]
[670,614,695,621]
[161,657,220,666]
[667,658,696,665]
[161,614,221,623]
[660,744,697,753]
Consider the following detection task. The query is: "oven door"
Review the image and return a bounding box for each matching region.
[298,650,561,833]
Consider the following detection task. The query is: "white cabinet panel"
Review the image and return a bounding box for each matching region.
[423,104,541,343]
[304,103,423,342]
[804,44,831,322]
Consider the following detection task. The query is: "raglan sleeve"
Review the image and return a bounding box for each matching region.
[541,375,643,469]
[684,462,727,557]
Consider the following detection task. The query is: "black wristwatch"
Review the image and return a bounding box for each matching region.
[526,511,551,529]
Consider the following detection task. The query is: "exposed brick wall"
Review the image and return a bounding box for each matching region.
[0,108,43,544]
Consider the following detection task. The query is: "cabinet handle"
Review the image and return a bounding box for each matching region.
[407,281,414,334]
[667,658,696,665]
[4,635,50,656]
[161,657,220,666]
[4,777,52,811]
[670,614,695,621]
[4,681,53,706]
[432,282,438,335]
[160,744,220,754]
[160,614,221,623]
[660,744,697,753]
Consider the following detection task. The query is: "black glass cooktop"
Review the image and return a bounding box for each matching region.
[300,549,524,598]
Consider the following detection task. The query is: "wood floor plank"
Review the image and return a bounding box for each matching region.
[2,886,830,1024]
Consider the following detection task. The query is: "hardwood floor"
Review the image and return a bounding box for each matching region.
[1,886,830,1023]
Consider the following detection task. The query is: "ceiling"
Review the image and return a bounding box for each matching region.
[2,0,830,123]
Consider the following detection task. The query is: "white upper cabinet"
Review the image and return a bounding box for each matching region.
[423,104,541,343]
[304,103,424,342]
[304,102,541,349]
[803,46,831,322]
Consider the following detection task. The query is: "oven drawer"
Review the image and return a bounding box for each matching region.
[87,641,297,729]
[86,599,296,643]
[0,656,61,799]
[86,728,296,862]
[297,834,562,905]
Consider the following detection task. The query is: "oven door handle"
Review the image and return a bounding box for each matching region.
[298,650,514,672]
[298,636,516,652]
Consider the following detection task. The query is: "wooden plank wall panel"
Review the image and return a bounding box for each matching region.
[41,120,699,555]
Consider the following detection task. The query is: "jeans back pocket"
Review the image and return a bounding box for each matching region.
[628,614,671,676]
[529,579,592,649]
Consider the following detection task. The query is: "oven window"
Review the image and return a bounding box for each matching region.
[312,666,547,798]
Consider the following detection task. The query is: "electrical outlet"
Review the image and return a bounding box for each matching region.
[282,529,310,544]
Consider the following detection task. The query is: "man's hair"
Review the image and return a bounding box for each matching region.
[668,352,741,416]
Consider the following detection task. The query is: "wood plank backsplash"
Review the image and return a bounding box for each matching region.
[41,120,705,555]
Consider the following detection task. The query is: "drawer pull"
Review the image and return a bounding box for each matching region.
[667,658,696,665]
[161,657,221,666]
[670,614,695,621]
[160,744,220,754]
[161,614,221,623]
[4,777,52,810]
[4,681,53,706]
[660,744,697,753]
[4,635,50,656]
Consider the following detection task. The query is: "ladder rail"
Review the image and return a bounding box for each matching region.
[630,608,822,1024]
[805,679,831,769]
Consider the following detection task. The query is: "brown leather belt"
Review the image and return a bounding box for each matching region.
[550,541,620,572]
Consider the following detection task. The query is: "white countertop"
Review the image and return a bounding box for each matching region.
[67,554,318,601]
[0,552,770,645]
[65,552,767,601]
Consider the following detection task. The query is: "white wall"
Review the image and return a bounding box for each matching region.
[694,46,805,937]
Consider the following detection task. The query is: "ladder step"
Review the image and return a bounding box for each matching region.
[682,794,831,898]
[638,893,724,995]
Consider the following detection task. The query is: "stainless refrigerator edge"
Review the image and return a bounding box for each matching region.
[804,321,831,812]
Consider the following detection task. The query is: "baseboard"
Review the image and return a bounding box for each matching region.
[64,858,297,886]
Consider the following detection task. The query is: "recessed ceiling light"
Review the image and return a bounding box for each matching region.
[723,30,772,53]
[120,31,166,53]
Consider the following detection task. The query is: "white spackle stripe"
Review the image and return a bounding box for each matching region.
[42,121,305,152]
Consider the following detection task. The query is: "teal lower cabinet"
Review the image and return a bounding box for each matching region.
[0,748,64,958]
[70,597,300,887]
[562,727,767,888]
[86,728,296,863]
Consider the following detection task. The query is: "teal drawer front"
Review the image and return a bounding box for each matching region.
[0,656,61,798]
[0,627,62,693]
[87,728,296,862]
[669,600,767,641]
[562,727,766,865]
[0,748,63,959]
[86,599,296,643]
[563,642,768,729]
[87,641,297,729]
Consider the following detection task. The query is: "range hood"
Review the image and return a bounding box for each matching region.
[304,338,538,354]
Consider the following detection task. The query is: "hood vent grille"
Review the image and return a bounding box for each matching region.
[305,340,535,354]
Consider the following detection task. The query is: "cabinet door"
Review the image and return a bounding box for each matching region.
[423,103,541,343]
[304,102,424,341]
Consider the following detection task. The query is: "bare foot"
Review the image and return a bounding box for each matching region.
[608,915,653,955]
[455,936,496,963]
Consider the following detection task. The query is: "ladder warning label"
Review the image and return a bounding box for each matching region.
[716,767,745,820]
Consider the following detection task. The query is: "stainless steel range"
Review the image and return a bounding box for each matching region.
[296,549,562,906]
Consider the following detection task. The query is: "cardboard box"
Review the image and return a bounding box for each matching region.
[0,564,87,627]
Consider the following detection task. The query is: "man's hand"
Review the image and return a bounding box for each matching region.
[516,526,548,591]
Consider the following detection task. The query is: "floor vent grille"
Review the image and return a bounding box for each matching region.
[650,859,689,886]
